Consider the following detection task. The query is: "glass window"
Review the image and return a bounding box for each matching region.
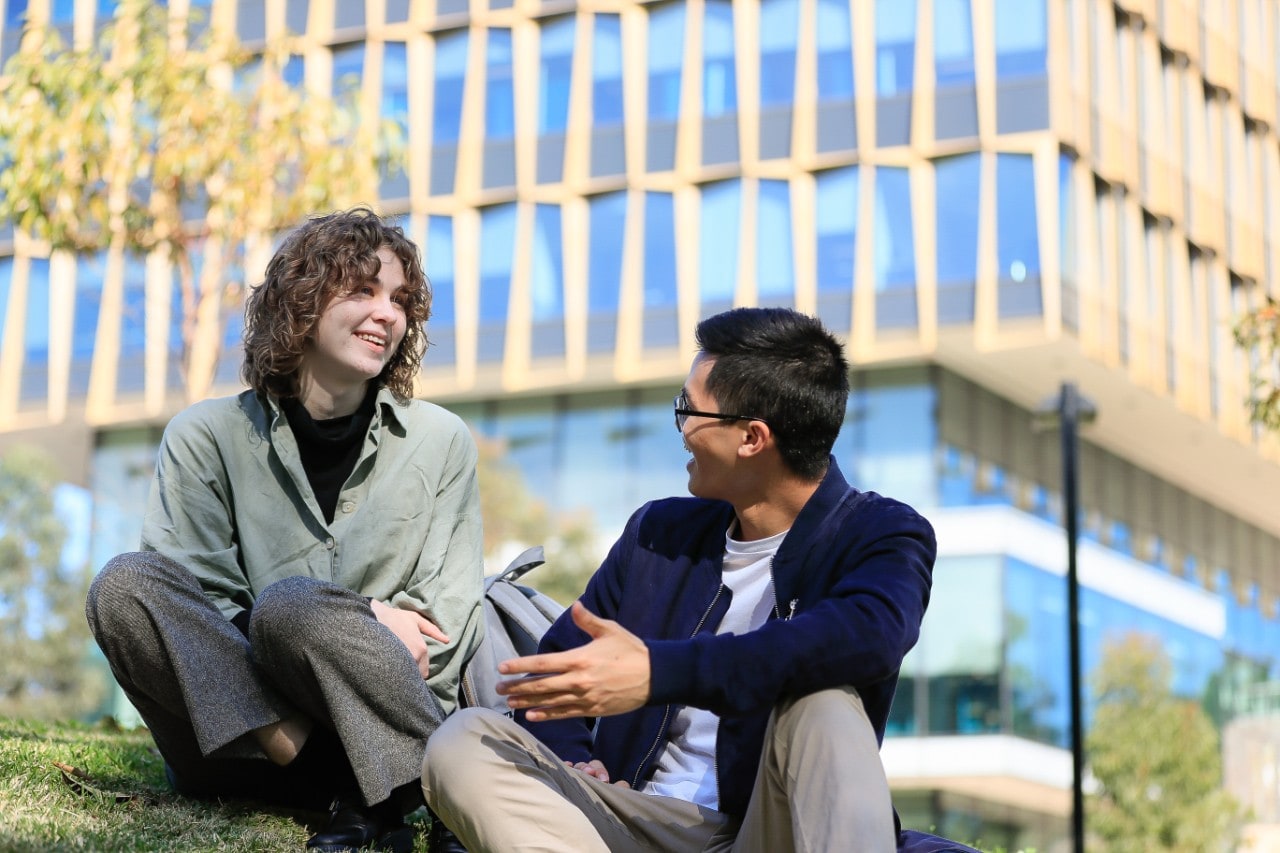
[426,216,455,326]
[815,166,857,293]
[874,0,916,96]
[331,42,365,98]
[119,253,147,359]
[532,204,565,321]
[97,0,118,19]
[51,0,72,24]
[281,54,304,87]
[919,555,1003,735]
[935,154,980,284]
[556,391,637,526]
[588,192,626,314]
[0,255,11,344]
[74,252,106,361]
[24,258,50,363]
[757,180,794,303]
[644,192,678,310]
[873,167,915,289]
[816,0,854,100]
[996,153,1041,283]
[381,42,408,139]
[6,0,29,27]
[1005,557,1068,744]
[539,16,575,134]
[648,3,685,121]
[934,0,975,86]
[759,0,798,107]
[593,14,624,125]
[699,180,740,305]
[845,373,937,508]
[994,0,1047,78]
[480,204,516,323]
[703,0,737,116]
[486,28,515,138]
[433,30,469,145]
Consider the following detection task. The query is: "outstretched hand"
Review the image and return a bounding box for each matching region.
[496,601,650,722]
[371,599,450,679]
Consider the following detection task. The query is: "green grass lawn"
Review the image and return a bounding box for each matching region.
[0,717,435,852]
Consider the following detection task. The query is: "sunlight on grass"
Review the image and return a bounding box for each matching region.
[0,718,434,852]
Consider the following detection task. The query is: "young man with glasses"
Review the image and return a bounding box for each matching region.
[422,307,936,851]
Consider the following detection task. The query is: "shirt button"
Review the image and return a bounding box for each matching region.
[325,538,335,550]
[341,501,355,514]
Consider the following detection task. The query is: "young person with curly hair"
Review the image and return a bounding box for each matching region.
[87,207,482,852]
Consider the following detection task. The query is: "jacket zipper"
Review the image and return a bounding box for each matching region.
[631,582,726,789]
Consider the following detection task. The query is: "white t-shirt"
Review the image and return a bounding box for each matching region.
[643,526,787,808]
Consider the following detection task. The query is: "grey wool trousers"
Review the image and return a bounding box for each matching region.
[85,551,446,810]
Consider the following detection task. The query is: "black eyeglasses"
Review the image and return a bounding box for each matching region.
[673,394,768,432]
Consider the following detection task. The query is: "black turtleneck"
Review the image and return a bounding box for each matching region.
[280,386,378,525]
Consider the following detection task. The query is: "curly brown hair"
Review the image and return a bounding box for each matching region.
[241,207,431,401]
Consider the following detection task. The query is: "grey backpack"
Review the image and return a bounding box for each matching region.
[459,546,566,714]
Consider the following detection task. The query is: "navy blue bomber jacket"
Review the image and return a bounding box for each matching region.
[520,458,936,819]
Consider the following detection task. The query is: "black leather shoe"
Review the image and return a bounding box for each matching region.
[427,815,468,853]
[307,797,414,853]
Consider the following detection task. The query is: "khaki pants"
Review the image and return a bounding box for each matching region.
[421,687,895,852]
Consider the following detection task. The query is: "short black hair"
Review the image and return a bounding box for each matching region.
[695,307,849,480]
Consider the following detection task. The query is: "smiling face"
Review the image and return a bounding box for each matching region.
[300,246,408,413]
[679,352,746,501]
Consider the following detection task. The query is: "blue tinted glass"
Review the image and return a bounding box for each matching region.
[648,3,685,120]
[532,204,565,321]
[1005,557,1069,744]
[0,256,10,344]
[699,180,740,303]
[97,0,118,18]
[703,0,737,116]
[120,255,147,358]
[644,192,677,308]
[935,154,980,283]
[759,0,798,107]
[847,378,937,507]
[934,0,975,86]
[874,0,915,96]
[757,180,793,300]
[588,192,626,312]
[996,153,1041,279]
[486,29,515,138]
[995,0,1047,77]
[51,0,72,24]
[873,167,915,289]
[480,204,516,322]
[6,0,28,27]
[433,31,469,145]
[816,0,854,99]
[74,253,106,361]
[282,54,304,87]
[25,258,50,360]
[331,43,364,97]
[382,42,408,137]
[815,166,858,292]
[593,15,624,125]
[539,17,575,133]
[426,216,455,324]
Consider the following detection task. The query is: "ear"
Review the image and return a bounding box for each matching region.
[737,419,773,459]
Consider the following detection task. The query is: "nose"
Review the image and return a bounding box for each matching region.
[370,292,398,323]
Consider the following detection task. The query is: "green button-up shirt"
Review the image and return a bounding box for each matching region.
[141,387,484,713]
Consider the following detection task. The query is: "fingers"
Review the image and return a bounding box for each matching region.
[498,650,571,677]
[569,600,611,638]
[415,614,451,645]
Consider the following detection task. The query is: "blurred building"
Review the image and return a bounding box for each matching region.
[3,0,1280,849]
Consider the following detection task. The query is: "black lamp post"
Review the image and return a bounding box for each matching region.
[1034,382,1096,853]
